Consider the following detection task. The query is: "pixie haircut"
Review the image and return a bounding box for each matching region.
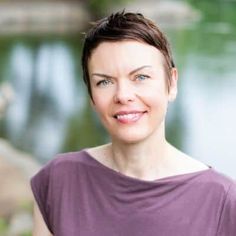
[81,11,175,98]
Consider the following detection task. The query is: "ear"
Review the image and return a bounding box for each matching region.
[168,68,178,102]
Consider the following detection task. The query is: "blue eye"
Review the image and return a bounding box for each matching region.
[135,74,150,81]
[96,79,113,87]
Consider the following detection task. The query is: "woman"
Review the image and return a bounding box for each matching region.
[31,11,236,236]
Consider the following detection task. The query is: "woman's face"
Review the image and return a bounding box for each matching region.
[88,40,178,144]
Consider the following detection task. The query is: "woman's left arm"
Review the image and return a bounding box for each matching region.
[216,182,236,236]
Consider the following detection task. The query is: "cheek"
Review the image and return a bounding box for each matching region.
[93,100,105,113]
[139,81,168,104]
[91,86,116,112]
[92,95,111,119]
[145,93,168,111]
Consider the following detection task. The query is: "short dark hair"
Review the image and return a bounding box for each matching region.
[81,11,175,99]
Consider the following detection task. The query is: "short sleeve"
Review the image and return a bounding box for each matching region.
[30,161,53,233]
[217,182,236,236]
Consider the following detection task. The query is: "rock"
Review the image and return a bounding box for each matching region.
[0,156,32,219]
[0,139,41,219]
[0,138,40,179]
[0,1,90,35]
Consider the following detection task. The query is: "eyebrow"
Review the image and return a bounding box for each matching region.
[91,65,152,79]
[129,65,152,75]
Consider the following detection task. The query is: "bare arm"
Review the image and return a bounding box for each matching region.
[32,200,53,236]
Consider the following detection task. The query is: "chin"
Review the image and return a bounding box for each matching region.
[111,130,152,144]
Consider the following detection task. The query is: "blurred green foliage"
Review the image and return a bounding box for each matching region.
[87,0,133,18]
[20,232,32,236]
[0,218,7,234]
[186,0,236,24]
[62,100,108,153]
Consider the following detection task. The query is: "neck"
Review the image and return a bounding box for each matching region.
[108,129,175,181]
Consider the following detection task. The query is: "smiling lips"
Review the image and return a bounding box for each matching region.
[113,111,146,124]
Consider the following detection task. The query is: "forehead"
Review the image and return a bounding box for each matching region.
[88,40,166,73]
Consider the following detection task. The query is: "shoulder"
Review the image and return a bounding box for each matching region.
[31,149,92,182]
[30,149,95,204]
[205,169,235,186]
[196,168,236,201]
[48,150,85,167]
[30,150,90,234]
[173,148,233,190]
[175,148,236,193]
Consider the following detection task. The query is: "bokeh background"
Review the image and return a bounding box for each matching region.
[0,0,235,235]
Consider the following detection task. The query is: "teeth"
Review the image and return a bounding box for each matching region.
[116,113,139,120]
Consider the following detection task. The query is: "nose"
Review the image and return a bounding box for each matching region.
[113,81,135,104]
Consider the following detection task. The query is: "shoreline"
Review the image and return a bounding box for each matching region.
[0,1,90,35]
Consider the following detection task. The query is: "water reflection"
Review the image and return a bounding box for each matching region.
[166,0,236,177]
[4,40,90,162]
[0,1,235,177]
[165,0,236,178]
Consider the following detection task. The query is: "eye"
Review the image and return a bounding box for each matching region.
[135,74,150,81]
[96,79,113,87]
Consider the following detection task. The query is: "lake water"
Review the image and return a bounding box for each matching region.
[0,1,236,178]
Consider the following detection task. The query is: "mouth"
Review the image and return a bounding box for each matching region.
[113,111,147,123]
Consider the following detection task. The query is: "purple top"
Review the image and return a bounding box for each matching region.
[30,150,236,236]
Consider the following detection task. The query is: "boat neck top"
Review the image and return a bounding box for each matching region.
[30,149,236,236]
[83,149,212,183]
